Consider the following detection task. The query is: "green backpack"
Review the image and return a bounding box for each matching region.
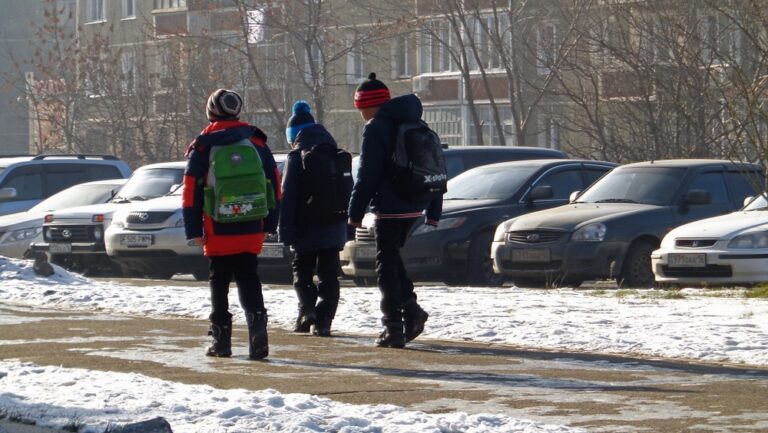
[203,139,275,223]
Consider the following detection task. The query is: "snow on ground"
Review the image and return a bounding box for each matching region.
[1,257,766,366]
[0,360,582,433]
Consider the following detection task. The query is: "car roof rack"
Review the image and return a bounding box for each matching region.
[31,154,119,160]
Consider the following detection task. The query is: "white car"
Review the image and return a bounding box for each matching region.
[32,162,186,276]
[0,179,126,259]
[106,192,208,280]
[652,194,768,285]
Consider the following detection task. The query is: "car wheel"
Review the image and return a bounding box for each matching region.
[145,270,175,280]
[443,274,468,286]
[618,240,657,288]
[353,277,374,287]
[511,277,548,289]
[467,232,505,287]
[192,269,209,281]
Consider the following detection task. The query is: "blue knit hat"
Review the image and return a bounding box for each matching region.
[286,100,315,143]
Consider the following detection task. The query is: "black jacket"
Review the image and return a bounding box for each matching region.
[278,124,348,252]
[348,94,442,224]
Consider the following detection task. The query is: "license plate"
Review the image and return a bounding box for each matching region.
[355,246,377,259]
[120,234,153,248]
[260,245,284,258]
[49,243,72,253]
[668,253,706,268]
[511,248,550,263]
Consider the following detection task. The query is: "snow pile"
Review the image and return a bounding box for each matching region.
[0,360,583,433]
[1,256,767,366]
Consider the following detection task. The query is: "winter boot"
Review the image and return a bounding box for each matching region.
[375,319,405,348]
[246,310,269,360]
[312,316,332,337]
[293,307,317,333]
[403,302,429,343]
[205,319,232,357]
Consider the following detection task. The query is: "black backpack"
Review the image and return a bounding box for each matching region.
[297,143,353,226]
[391,120,448,202]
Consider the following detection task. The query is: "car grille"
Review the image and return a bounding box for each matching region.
[499,260,562,270]
[355,227,375,242]
[126,211,176,224]
[675,239,717,248]
[45,225,95,243]
[506,231,564,244]
[660,265,732,278]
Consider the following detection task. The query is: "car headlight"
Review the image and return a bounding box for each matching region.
[112,220,125,229]
[494,219,515,242]
[728,231,768,249]
[571,222,607,242]
[411,217,466,236]
[2,227,42,243]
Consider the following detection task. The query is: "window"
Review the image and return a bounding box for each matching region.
[122,0,135,18]
[701,15,742,65]
[304,40,323,83]
[584,168,609,187]
[418,21,456,74]
[43,164,96,197]
[537,22,558,75]
[153,0,186,10]
[0,166,43,201]
[346,39,364,83]
[728,171,762,205]
[86,0,105,23]
[535,168,583,200]
[395,34,411,78]
[247,9,266,44]
[120,50,136,94]
[688,172,728,205]
[539,117,560,149]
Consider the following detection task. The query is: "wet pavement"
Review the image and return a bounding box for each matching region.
[1,302,767,432]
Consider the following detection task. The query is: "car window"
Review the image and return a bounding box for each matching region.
[728,170,762,204]
[85,164,124,180]
[29,182,120,212]
[43,163,94,196]
[534,168,583,200]
[584,168,608,186]
[0,166,42,201]
[115,168,184,202]
[687,172,728,205]
[577,167,686,205]
[445,165,538,200]
[445,155,465,179]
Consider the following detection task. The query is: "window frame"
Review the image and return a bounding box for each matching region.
[85,0,106,24]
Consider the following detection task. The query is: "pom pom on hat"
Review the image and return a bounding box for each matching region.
[286,100,316,143]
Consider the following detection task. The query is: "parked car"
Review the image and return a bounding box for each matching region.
[652,193,768,286]
[342,159,616,286]
[104,154,291,282]
[0,179,127,259]
[31,162,185,276]
[492,160,764,288]
[0,154,132,216]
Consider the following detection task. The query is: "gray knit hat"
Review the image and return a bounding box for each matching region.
[206,88,243,121]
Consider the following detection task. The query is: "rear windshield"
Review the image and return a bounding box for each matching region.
[576,167,686,205]
[445,165,538,200]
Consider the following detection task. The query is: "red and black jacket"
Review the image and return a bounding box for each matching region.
[182,121,282,257]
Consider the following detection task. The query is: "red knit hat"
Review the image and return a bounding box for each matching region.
[354,72,391,109]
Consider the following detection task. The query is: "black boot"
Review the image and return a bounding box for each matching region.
[312,316,332,337]
[375,319,405,348]
[293,307,317,333]
[403,302,429,343]
[205,319,232,357]
[246,310,269,360]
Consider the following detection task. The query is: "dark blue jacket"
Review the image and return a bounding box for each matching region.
[348,94,442,223]
[278,124,348,252]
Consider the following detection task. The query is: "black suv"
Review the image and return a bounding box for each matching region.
[342,158,615,286]
[492,160,764,288]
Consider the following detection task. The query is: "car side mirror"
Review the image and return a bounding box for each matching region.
[743,196,755,207]
[569,191,581,203]
[529,185,553,201]
[0,187,17,201]
[683,189,711,205]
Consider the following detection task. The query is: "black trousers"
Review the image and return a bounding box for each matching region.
[209,252,264,324]
[292,248,341,323]
[374,218,417,322]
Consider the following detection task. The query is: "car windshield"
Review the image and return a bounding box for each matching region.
[576,167,686,205]
[444,165,538,200]
[744,194,768,211]
[28,182,122,212]
[113,168,183,202]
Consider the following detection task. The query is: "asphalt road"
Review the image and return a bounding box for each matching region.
[1,290,768,433]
